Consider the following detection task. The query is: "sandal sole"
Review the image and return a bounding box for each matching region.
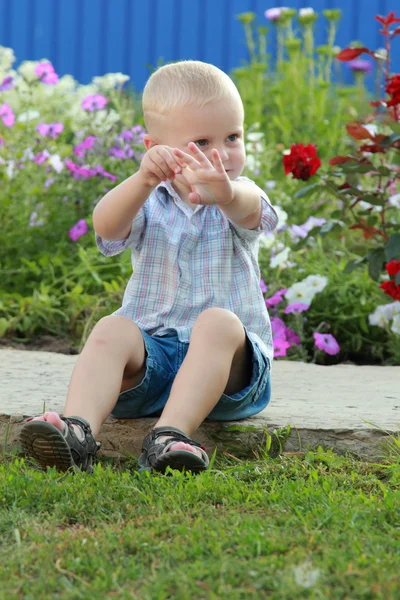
[20,421,76,472]
[152,450,208,474]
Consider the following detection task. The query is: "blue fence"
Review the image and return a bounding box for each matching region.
[0,0,399,90]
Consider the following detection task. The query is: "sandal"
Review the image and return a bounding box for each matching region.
[20,416,100,473]
[138,426,209,474]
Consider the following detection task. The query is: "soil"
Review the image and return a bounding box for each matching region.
[0,336,79,355]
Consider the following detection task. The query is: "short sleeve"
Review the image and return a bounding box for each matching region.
[95,203,147,257]
[227,176,278,243]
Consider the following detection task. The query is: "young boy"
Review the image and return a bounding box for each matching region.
[20,60,278,474]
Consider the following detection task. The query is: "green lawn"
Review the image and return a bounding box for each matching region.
[1,449,399,599]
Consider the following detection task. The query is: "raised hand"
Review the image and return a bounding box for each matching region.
[172,142,234,206]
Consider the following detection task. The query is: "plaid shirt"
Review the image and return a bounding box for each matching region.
[96,177,278,364]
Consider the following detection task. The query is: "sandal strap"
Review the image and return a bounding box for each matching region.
[61,415,100,470]
[140,426,208,469]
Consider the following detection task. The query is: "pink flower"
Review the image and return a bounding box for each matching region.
[35,62,59,85]
[285,328,300,346]
[81,94,108,112]
[284,302,310,314]
[73,136,97,157]
[36,122,64,139]
[265,7,285,21]
[313,332,340,355]
[93,165,117,181]
[259,279,268,294]
[0,103,15,127]
[69,219,88,242]
[265,288,288,308]
[0,138,4,145]
[65,160,96,180]
[273,338,291,357]
[271,317,286,338]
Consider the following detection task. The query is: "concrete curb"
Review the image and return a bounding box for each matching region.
[1,349,399,461]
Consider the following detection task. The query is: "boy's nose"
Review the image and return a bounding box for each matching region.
[216,147,229,161]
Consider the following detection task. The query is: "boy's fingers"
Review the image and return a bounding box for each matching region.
[173,148,199,169]
[148,156,170,180]
[187,142,211,167]
[157,147,181,174]
[211,149,225,174]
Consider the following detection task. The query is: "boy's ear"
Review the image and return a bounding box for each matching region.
[143,134,158,151]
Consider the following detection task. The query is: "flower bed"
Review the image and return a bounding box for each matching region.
[0,8,399,364]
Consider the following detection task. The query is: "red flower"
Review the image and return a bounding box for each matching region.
[385,75,400,107]
[375,12,400,27]
[283,143,321,181]
[380,280,400,300]
[386,260,400,276]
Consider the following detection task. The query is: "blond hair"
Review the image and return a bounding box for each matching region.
[142,60,242,131]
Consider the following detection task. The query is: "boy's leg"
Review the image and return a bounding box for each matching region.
[141,308,252,469]
[156,308,252,434]
[21,316,148,467]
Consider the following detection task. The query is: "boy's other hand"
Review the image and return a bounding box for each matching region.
[139,145,182,187]
[172,143,234,206]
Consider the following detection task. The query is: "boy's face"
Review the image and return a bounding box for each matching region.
[149,94,246,182]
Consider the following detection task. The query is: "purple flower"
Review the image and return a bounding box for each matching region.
[302,216,327,232]
[313,332,340,355]
[273,338,291,357]
[108,145,135,160]
[81,94,108,112]
[45,177,55,188]
[265,288,288,308]
[284,302,310,314]
[73,136,97,158]
[348,59,373,73]
[36,122,64,139]
[0,76,14,92]
[119,129,134,142]
[34,150,50,165]
[0,138,4,145]
[69,219,88,242]
[259,279,268,294]
[0,103,15,127]
[35,61,59,85]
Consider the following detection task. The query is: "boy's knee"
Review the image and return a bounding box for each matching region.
[89,315,142,348]
[193,308,244,344]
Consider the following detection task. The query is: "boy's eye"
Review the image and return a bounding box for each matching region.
[227,134,238,142]
[194,139,208,147]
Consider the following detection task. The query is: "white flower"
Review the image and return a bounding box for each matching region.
[247,132,264,142]
[358,200,383,213]
[388,193,400,209]
[21,148,35,162]
[265,180,276,190]
[259,232,276,250]
[5,160,16,179]
[0,46,16,70]
[18,60,41,82]
[392,314,400,335]
[285,282,316,305]
[17,110,40,122]
[93,72,130,90]
[273,205,288,228]
[369,302,400,327]
[364,124,378,136]
[270,246,290,268]
[246,141,263,154]
[245,154,261,172]
[49,154,64,173]
[303,274,328,293]
[299,8,315,17]
[375,48,388,60]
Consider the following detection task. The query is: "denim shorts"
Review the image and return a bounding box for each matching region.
[110,327,271,422]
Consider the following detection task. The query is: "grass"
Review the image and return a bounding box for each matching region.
[1,448,400,600]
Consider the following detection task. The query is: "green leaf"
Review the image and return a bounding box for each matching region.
[340,163,373,174]
[385,233,400,261]
[360,194,385,206]
[377,166,391,177]
[396,272,400,285]
[380,133,400,147]
[343,257,367,274]
[366,248,386,281]
[319,221,343,235]
[293,183,321,199]
[389,122,400,134]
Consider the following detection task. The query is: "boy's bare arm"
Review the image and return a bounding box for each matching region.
[219,181,263,230]
[93,145,182,241]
